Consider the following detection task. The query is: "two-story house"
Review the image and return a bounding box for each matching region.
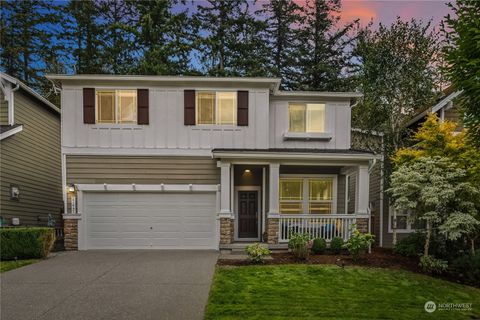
[46,74,380,251]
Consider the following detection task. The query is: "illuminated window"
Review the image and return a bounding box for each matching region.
[288,103,325,132]
[196,91,237,125]
[96,90,137,124]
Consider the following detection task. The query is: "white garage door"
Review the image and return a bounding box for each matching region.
[84,192,217,249]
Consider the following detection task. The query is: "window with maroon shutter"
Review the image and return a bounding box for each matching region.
[83,88,95,124]
[137,89,149,125]
[184,90,196,125]
[237,91,249,126]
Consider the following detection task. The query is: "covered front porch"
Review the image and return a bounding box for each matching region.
[213,149,377,247]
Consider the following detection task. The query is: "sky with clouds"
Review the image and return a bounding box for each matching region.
[338,0,453,27]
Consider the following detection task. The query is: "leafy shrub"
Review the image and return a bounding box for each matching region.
[288,232,311,260]
[394,232,425,257]
[330,237,344,254]
[419,255,448,274]
[343,228,375,261]
[312,238,327,254]
[245,243,271,264]
[0,228,55,260]
[449,254,480,284]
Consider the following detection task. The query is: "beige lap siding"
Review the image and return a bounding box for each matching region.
[0,90,62,226]
[66,156,220,185]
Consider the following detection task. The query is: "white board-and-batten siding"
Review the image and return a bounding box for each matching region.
[61,87,270,150]
[269,100,351,150]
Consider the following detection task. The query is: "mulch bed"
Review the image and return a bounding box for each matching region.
[218,247,421,273]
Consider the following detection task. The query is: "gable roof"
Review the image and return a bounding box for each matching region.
[407,89,462,127]
[0,73,60,114]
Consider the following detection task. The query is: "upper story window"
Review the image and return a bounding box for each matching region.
[288,103,325,133]
[96,90,137,124]
[196,91,237,125]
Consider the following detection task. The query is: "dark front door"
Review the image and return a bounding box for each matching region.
[238,191,258,238]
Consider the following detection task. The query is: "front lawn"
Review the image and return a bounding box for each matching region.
[205,265,480,320]
[0,259,39,273]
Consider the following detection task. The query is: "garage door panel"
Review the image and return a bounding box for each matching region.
[85,192,216,249]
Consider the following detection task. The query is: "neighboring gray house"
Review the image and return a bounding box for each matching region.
[47,74,382,251]
[0,73,63,227]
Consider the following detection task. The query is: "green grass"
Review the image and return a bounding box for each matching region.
[0,259,39,273]
[205,265,480,320]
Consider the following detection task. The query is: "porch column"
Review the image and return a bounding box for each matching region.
[267,163,280,244]
[268,163,280,217]
[217,161,232,216]
[356,164,370,233]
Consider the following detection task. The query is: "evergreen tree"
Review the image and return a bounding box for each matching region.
[194,0,250,76]
[135,0,194,75]
[442,0,480,147]
[260,0,304,89]
[63,0,104,74]
[0,0,62,90]
[96,0,138,74]
[296,0,358,91]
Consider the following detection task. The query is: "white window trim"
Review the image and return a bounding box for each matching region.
[288,102,326,133]
[388,207,414,233]
[95,89,137,125]
[279,174,337,214]
[195,91,237,126]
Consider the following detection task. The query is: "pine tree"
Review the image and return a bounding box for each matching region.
[194,0,250,76]
[0,0,62,90]
[96,0,138,74]
[135,0,194,75]
[260,0,304,89]
[63,0,104,74]
[296,0,358,91]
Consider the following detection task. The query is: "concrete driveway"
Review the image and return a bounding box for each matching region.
[0,250,218,320]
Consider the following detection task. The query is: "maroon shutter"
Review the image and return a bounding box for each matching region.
[83,88,95,124]
[137,89,149,125]
[237,91,249,126]
[184,90,196,125]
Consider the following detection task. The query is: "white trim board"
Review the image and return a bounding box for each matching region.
[75,183,219,192]
[0,125,23,140]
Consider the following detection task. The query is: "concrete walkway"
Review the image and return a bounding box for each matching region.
[1,250,218,320]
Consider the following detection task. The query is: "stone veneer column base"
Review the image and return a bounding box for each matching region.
[219,218,234,244]
[267,218,279,244]
[356,218,369,233]
[64,218,79,251]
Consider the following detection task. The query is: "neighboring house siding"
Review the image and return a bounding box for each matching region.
[0,89,62,226]
[61,87,270,150]
[66,156,220,184]
[444,106,463,132]
[0,92,7,124]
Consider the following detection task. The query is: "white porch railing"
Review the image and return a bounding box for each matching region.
[278,214,358,242]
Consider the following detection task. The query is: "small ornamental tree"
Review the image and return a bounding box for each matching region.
[388,156,479,256]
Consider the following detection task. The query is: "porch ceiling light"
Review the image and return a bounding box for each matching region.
[244,169,251,173]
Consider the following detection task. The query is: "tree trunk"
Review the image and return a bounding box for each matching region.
[471,238,476,256]
[392,209,397,246]
[424,220,431,256]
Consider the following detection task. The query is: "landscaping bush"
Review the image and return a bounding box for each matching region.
[343,228,375,261]
[311,238,327,254]
[0,228,55,260]
[245,243,271,264]
[449,254,480,284]
[419,255,448,274]
[394,232,425,257]
[288,232,311,260]
[330,237,344,254]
